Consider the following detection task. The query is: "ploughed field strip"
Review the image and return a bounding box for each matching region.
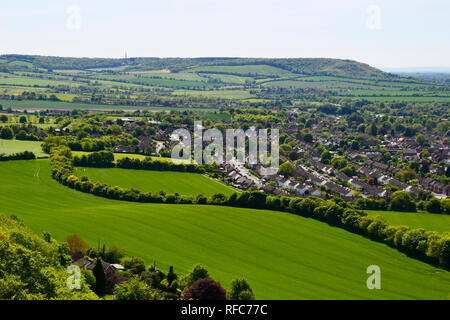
[1,159,449,299]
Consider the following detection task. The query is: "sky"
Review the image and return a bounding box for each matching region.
[0,0,449,69]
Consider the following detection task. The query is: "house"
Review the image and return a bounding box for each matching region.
[121,118,137,123]
[68,251,127,294]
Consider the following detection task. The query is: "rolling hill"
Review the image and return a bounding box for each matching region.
[0,55,391,79]
[1,159,449,299]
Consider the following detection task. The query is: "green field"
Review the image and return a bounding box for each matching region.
[71,151,191,164]
[0,99,220,112]
[0,139,46,157]
[172,89,254,99]
[74,166,235,197]
[366,210,450,233]
[1,159,450,299]
[187,64,296,77]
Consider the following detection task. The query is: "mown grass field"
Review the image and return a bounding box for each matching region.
[1,159,449,299]
[366,210,450,233]
[0,139,47,157]
[74,166,235,197]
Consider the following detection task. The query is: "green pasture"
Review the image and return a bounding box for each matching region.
[0,160,449,299]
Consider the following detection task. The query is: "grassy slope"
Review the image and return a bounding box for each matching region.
[366,210,450,233]
[1,159,450,299]
[0,139,47,157]
[74,166,235,197]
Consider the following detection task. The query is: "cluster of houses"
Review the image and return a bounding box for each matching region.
[69,251,126,294]
[215,121,449,202]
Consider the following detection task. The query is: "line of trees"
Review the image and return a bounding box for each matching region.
[115,157,204,173]
[0,151,36,161]
[353,192,450,215]
[49,146,450,270]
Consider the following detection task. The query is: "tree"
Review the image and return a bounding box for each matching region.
[0,115,7,123]
[302,131,313,143]
[104,244,125,263]
[415,134,428,147]
[367,123,377,136]
[115,277,151,300]
[19,116,27,124]
[400,169,416,183]
[183,278,227,300]
[122,256,146,275]
[390,191,416,212]
[277,162,296,177]
[0,127,14,139]
[331,157,347,170]
[64,234,89,254]
[179,264,209,290]
[228,278,255,300]
[425,198,441,213]
[92,258,106,297]
[439,237,450,268]
[320,150,332,164]
[350,140,360,150]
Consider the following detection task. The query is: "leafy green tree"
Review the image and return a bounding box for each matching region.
[350,140,360,150]
[115,277,151,300]
[425,198,442,213]
[400,169,417,183]
[228,278,255,300]
[122,256,146,275]
[277,162,296,177]
[104,244,125,264]
[320,150,332,164]
[179,264,209,290]
[390,191,416,212]
[0,127,14,139]
[367,123,377,136]
[439,237,450,268]
[415,134,428,147]
[0,115,7,123]
[331,157,347,170]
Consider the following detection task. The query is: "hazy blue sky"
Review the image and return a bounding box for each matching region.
[1,0,449,68]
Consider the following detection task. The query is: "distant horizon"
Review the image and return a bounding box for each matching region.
[2,52,450,73]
